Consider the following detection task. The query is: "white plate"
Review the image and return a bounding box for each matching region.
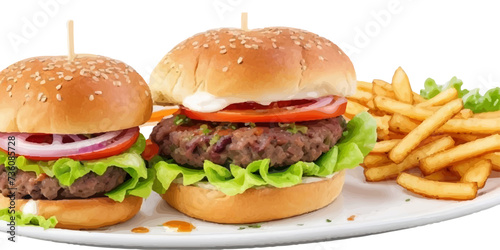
[2,127,500,249]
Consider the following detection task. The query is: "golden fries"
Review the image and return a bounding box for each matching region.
[364,137,454,181]
[420,134,500,175]
[355,66,500,201]
[373,96,433,120]
[372,139,401,153]
[389,99,463,163]
[460,160,492,188]
[397,173,477,200]
[392,67,413,104]
[417,88,458,108]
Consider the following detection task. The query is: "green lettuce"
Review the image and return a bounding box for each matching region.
[153,112,377,196]
[0,208,57,229]
[420,77,500,113]
[0,134,153,202]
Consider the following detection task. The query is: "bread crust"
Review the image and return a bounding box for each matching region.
[162,170,345,224]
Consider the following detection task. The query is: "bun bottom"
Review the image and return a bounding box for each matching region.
[0,195,142,229]
[163,170,345,224]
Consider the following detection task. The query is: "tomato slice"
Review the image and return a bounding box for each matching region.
[142,139,160,161]
[18,130,140,161]
[181,96,347,123]
[147,108,179,124]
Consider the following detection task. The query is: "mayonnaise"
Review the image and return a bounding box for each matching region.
[22,200,38,215]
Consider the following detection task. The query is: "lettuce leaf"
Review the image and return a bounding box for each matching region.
[0,208,57,229]
[0,134,153,202]
[153,112,377,196]
[420,77,500,113]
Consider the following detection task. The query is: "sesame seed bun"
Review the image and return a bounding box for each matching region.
[0,55,152,134]
[162,170,345,224]
[0,195,143,230]
[150,27,356,112]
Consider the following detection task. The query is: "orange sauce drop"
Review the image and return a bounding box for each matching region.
[163,220,196,232]
[347,215,356,221]
[131,227,149,233]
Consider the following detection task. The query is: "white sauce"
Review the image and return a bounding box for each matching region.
[22,200,38,215]
[182,90,340,112]
[172,171,338,191]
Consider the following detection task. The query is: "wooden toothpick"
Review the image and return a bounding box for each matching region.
[67,20,75,62]
[241,12,248,31]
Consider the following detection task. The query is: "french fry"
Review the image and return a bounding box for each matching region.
[349,90,373,104]
[346,101,369,117]
[372,139,401,153]
[373,96,433,121]
[447,133,479,143]
[473,110,500,119]
[420,134,500,175]
[373,84,396,99]
[460,160,492,188]
[389,113,420,134]
[364,136,454,181]
[481,152,500,171]
[388,132,407,140]
[392,67,413,104]
[449,158,483,176]
[374,115,391,140]
[389,99,463,163]
[453,109,473,119]
[413,92,426,104]
[373,79,393,91]
[365,99,376,110]
[418,135,448,147]
[436,118,500,134]
[363,153,391,168]
[397,172,477,201]
[357,81,373,92]
[425,169,460,182]
[416,88,458,108]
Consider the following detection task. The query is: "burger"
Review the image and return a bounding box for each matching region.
[149,27,377,224]
[0,55,154,229]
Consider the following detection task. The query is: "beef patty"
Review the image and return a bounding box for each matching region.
[0,165,127,200]
[151,116,346,168]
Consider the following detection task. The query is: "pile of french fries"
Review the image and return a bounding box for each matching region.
[347,67,500,200]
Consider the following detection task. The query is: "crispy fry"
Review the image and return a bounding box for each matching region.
[436,118,500,134]
[389,113,420,133]
[372,139,401,153]
[388,132,407,140]
[473,110,500,119]
[389,99,463,163]
[373,79,393,91]
[413,92,426,104]
[365,99,376,110]
[418,135,448,147]
[373,96,433,121]
[373,84,396,99]
[346,101,369,117]
[460,160,492,188]
[482,152,500,171]
[417,88,458,108]
[424,169,460,182]
[364,137,454,181]
[363,153,391,168]
[397,172,477,200]
[357,81,373,92]
[392,67,413,104]
[374,115,391,140]
[449,158,483,176]
[447,133,479,143]
[349,90,373,103]
[453,109,473,119]
[420,134,500,175]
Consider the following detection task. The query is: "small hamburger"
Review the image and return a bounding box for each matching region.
[0,55,154,229]
[149,27,377,224]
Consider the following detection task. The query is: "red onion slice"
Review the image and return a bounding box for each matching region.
[0,127,139,159]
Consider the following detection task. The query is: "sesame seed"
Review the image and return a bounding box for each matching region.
[89,95,94,101]
[25,83,30,89]
[96,59,104,63]
[56,94,62,101]
[145,90,149,97]
[114,73,119,79]
[317,45,323,50]
[95,91,102,95]
[215,40,220,44]
[222,66,228,72]
[203,44,209,48]
[220,45,226,49]
[113,81,122,86]
[25,94,30,99]
[338,50,342,55]
[102,73,108,80]
[8,92,12,98]
[35,76,41,81]
[94,71,101,76]
[192,41,199,46]
[299,36,304,40]
[40,80,47,85]
[37,93,43,100]
[272,43,277,49]
[290,35,297,40]
[251,44,258,49]
[229,43,236,48]
[244,44,251,49]
[56,84,62,90]
[6,85,12,91]
[271,38,277,42]
[240,40,246,44]
[237,57,243,64]
[229,38,236,42]
[64,76,73,81]
[319,56,325,61]
[41,96,47,102]
[87,61,97,65]
[301,65,307,71]
[7,76,14,81]
[220,49,227,54]
[294,40,301,45]
[48,77,55,81]
[92,76,99,81]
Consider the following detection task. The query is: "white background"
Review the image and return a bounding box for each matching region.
[1,0,500,249]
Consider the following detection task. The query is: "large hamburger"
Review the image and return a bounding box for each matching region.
[0,55,154,229]
[149,27,377,224]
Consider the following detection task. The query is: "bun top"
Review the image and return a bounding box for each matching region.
[0,55,152,134]
[150,27,356,112]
